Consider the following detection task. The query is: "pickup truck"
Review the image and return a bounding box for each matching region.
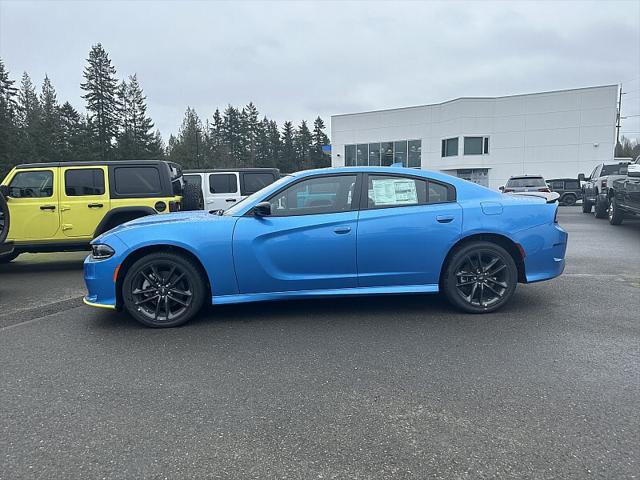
[608,156,640,225]
[579,160,631,218]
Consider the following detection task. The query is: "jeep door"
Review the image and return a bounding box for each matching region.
[2,168,60,240]
[60,166,110,238]
[205,172,241,211]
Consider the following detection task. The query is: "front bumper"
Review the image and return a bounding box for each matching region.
[83,235,129,310]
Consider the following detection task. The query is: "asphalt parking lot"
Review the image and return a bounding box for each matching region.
[1,207,639,479]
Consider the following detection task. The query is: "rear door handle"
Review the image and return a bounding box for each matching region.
[88,203,104,208]
[334,226,351,234]
[225,198,237,203]
[40,205,56,211]
[436,215,454,223]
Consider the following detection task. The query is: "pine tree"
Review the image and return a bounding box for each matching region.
[115,75,155,159]
[281,121,296,173]
[168,107,204,168]
[312,116,330,168]
[81,43,119,160]
[223,105,242,167]
[59,102,94,161]
[0,59,19,176]
[17,72,42,161]
[294,120,313,170]
[40,75,62,160]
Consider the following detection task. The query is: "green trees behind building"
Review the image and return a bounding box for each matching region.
[0,43,331,178]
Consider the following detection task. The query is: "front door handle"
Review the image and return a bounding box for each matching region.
[88,203,104,208]
[334,226,351,234]
[436,215,454,223]
[225,198,237,203]
[40,205,56,211]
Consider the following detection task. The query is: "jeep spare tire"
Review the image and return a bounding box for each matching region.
[0,192,9,244]
[181,182,204,211]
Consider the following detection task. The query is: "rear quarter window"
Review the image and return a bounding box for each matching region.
[114,167,162,195]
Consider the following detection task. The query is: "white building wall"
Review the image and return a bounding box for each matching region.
[331,85,618,190]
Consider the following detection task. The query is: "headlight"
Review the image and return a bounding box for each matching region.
[91,244,115,260]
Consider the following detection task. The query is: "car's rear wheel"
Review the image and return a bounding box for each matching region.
[122,252,206,327]
[608,198,624,225]
[582,199,592,213]
[442,242,518,313]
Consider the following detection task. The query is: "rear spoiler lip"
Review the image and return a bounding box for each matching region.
[506,191,561,204]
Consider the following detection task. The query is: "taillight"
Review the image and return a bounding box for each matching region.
[601,179,607,189]
[538,187,550,192]
[169,201,180,212]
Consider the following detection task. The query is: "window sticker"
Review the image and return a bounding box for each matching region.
[370,178,418,205]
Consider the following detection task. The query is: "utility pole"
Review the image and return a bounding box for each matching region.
[616,84,623,147]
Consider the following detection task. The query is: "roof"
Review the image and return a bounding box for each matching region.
[14,160,168,169]
[184,168,280,174]
[332,84,618,118]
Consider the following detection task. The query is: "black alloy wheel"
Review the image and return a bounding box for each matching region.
[443,242,517,313]
[123,252,205,327]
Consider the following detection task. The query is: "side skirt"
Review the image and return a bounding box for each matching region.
[212,284,439,305]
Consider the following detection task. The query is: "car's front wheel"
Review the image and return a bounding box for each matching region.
[123,252,206,327]
[594,197,608,218]
[608,198,624,225]
[442,242,518,313]
[582,199,592,213]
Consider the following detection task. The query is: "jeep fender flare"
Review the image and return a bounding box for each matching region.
[94,207,157,237]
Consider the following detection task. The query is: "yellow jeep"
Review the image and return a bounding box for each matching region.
[0,160,196,263]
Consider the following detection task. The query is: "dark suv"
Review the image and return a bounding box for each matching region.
[547,178,582,206]
[608,156,640,225]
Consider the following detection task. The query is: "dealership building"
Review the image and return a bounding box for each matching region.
[330,85,618,189]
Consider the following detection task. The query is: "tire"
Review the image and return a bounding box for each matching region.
[562,194,576,206]
[0,251,20,263]
[181,183,204,211]
[442,241,518,314]
[582,199,592,213]
[608,198,624,225]
[122,252,206,328]
[0,193,9,244]
[594,197,608,218]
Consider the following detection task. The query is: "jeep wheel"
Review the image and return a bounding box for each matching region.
[0,192,9,244]
[582,199,592,213]
[594,198,608,218]
[122,252,206,328]
[562,194,576,206]
[181,183,204,211]
[442,241,518,314]
[608,198,624,225]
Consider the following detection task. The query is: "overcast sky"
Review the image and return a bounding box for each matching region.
[1,0,639,140]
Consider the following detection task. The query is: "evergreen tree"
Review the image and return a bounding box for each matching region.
[168,107,204,168]
[81,43,118,160]
[223,105,242,167]
[294,120,313,170]
[59,102,94,161]
[242,102,259,167]
[40,75,62,160]
[312,116,330,168]
[17,72,42,161]
[115,74,155,158]
[281,121,296,173]
[0,59,18,176]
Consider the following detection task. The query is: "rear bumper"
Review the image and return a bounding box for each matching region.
[514,223,568,283]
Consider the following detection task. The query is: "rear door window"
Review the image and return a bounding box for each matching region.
[242,172,276,195]
[209,174,238,194]
[65,169,105,196]
[114,167,162,195]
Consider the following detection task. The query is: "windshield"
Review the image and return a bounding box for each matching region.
[506,177,546,187]
[223,175,293,216]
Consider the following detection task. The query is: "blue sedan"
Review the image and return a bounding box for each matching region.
[84,167,568,327]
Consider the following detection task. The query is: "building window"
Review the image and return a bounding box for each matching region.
[381,142,394,166]
[345,144,356,166]
[394,141,407,165]
[368,143,381,166]
[356,144,368,166]
[441,137,458,157]
[464,136,489,155]
[344,140,421,168]
[408,140,421,168]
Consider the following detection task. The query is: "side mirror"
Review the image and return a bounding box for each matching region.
[499,186,505,192]
[577,173,585,182]
[0,185,9,197]
[253,201,271,216]
[628,163,640,178]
